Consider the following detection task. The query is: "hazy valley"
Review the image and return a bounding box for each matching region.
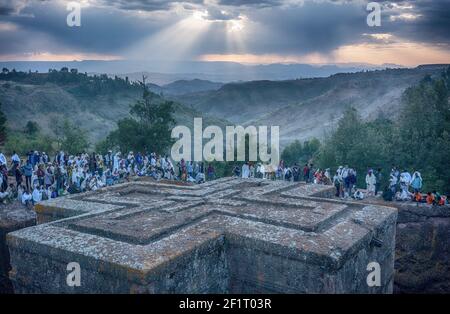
[0,64,448,149]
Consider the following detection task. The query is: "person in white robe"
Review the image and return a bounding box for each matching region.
[32,186,42,205]
[0,152,6,166]
[21,190,32,206]
[242,163,250,179]
[113,152,121,171]
[260,164,266,179]
[365,170,377,196]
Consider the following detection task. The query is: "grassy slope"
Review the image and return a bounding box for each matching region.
[172,66,448,146]
[0,80,229,147]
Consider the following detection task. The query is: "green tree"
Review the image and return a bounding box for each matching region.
[52,118,89,154]
[112,82,175,153]
[317,67,450,193]
[281,138,321,166]
[317,107,390,187]
[24,120,40,135]
[392,69,450,193]
[281,140,303,165]
[302,138,321,162]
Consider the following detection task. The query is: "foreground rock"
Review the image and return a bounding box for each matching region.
[7,178,397,293]
[0,203,36,293]
[394,203,450,293]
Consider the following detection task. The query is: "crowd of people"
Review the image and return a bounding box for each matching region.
[233,161,448,205]
[384,167,447,205]
[0,150,215,208]
[234,161,332,184]
[0,150,447,208]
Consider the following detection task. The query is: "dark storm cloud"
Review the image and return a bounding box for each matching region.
[0,0,29,16]
[380,0,450,45]
[248,1,367,54]
[217,0,283,7]
[0,1,174,56]
[97,0,204,12]
[1,0,450,60]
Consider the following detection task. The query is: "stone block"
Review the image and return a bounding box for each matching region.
[7,178,397,293]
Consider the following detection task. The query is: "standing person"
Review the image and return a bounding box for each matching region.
[410,171,423,193]
[207,164,215,181]
[113,152,121,171]
[343,169,352,198]
[0,165,8,192]
[89,153,96,174]
[333,170,342,197]
[0,151,6,167]
[365,170,376,197]
[11,151,20,169]
[249,163,255,178]
[308,164,315,183]
[292,163,300,182]
[242,162,250,179]
[303,164,310,182]
[187,161,193,179]
[399,169,411,193]
[15,162,23,188]
[36,164,45,187]
[389,172,398,194]
[375,168,383,196]
[44,165,54,189]
[22,160,33,191]
[104,151,110,170]
[55,165,63,195]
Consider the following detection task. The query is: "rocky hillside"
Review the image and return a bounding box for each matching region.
[0,74,228,146]
[171,65,449,146]
[1,65,448,148]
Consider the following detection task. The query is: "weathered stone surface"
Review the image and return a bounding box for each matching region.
[7,178,397,293]
[394,203,450,293]
[0,203,36,293]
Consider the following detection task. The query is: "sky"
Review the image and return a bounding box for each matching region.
[1,0,450,66]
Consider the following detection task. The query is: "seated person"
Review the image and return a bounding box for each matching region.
[414,191,424,203]
[353,190,365,200]
[382,186,394,201]
[21,189,33,207]
[426,192,435,205]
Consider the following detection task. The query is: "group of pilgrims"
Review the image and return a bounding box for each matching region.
[236,161,448,205]
[0,150,214,208]
[234,161,332,184]
[0,150,447,208]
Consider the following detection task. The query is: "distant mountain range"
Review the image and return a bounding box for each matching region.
[165,65,449,146]
[0,60,402,84]
[147,79,223,96]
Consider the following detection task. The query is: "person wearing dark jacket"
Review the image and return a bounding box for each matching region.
[22,160,33,190]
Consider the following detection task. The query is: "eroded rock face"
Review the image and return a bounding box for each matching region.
[394,203,450,293]
[7,178,397,294]
[0,203,36,294]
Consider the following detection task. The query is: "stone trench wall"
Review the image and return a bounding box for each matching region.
[6,179,398,294]
[3,179,448,294]
[394,204,450,293]
[0,204,36,294]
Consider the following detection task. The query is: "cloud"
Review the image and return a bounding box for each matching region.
[96,0,204,12]
[1,0,449,65]
[0,0,30,16]
[204,6,240,21]
[217,0,283,7]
